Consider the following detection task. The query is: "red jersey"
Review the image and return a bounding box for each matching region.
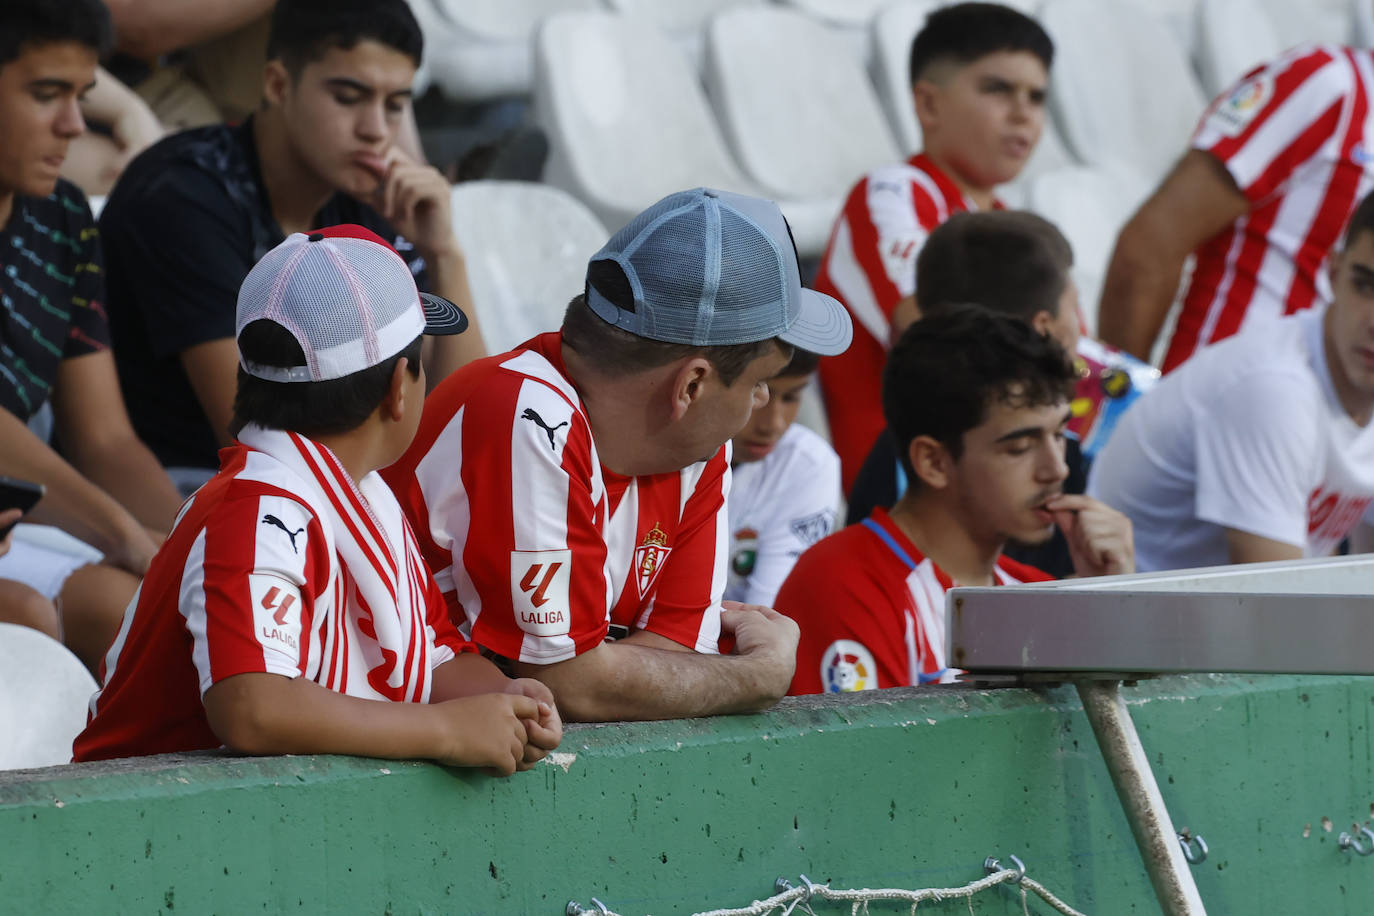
[813,154,1000,491]
[1166,44,1374,372]
[383,332,728,667]
[74,427,468,762]
[779,509,1052,695]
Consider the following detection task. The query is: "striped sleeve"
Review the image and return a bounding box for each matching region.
[634,449,729,654]
[1194,45,1352,203]
[184,492,322,695]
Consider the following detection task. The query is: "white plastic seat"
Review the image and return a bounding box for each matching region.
[449,181,608,354]
[1256,0,1352,46]
[601,0,765,69]
[1356,0,1374,49]
[703,8,901,252]
[1194,0,1283,97]
[868,0,937,156]
[1024,163,1154,335]
[533,11,760,234]
[416,0,599,101]
[1040,0,1208,184]
[0,623,96,769]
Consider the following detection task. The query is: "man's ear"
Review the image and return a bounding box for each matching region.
[263,61,291,108]
[1030,309,1055,338]
[908,434,954,490]
[669,357,714,422]
[381,358,410,423]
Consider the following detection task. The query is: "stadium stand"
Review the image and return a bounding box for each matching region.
[703,7,900,229]
[449,180,607,353]
[1257,0,1352,46]
[1193,0,1282,97]
[1024,163,1154,334]
[414,0,598,102]
[1040,0,1207,184]
[602,0,762,69]
[867,0,937,156]
[0,622,97,770]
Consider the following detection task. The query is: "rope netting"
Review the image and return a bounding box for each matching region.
[568,865,1088,916]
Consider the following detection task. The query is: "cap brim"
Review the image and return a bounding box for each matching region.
[780,288,852,356]
[420,292,468,335]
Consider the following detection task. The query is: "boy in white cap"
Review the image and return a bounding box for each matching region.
[75,225,561,770]
[384,188,853,722]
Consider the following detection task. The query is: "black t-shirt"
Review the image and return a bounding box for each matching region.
[845,426,1090,579]
[101,118,429,469]
[0,180,109,421]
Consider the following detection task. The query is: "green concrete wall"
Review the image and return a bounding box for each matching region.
[2,674,1372,914]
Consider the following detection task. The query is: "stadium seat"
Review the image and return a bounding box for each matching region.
[1256,0,1352,46]
[0,623,96,770]
[1040,0,1208,183]
[868,0,937,155]
[533,10,758,233]
[703,8,901,247]
[1194,0,1282,97]
[1024,163,1154,335]
[1357,0,1374,48]
[450,181,608,353]
[416,0,599,101]
[601,0,764,67]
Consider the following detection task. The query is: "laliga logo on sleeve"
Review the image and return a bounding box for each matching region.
[1209,73,1273,138]
[822,639,878,693]
[511,549,572,636]
[633,523,672,598]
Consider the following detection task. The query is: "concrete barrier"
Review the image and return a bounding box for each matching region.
[2,674,1371,913]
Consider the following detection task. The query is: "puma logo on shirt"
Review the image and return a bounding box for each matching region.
[261,514,305,553]
[521,408,569,451]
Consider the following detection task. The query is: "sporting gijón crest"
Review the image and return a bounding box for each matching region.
[633,523,672,598]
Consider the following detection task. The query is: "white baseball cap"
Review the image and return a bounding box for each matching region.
[235,224,467,383]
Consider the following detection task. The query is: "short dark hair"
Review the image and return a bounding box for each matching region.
[267,0,424,76]
[776,347,821,379]
[1344,190,1374,249]
[0,0,112,70]
[909,2,1053,86]
[561,261,790,387]
[230,320,422,439]
[883,303,1077,485]
[917,211,1073,323]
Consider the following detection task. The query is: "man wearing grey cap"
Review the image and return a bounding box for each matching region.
[384,188,853,722]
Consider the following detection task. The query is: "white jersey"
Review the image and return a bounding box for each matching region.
[725,424,842,607]
[1089,307,1374,571]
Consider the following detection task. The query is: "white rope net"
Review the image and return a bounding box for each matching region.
[570,866,1088,916]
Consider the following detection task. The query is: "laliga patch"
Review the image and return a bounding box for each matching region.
[250,574,303,653]
[822,639,879,693]
[789,511,835,547]
[1207,73,1273,138]
[633,523,672,598]
[511,549,572,637]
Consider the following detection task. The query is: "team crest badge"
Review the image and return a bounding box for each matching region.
[822,639,878,693]
[789,511,834,547]
[731,527,759,577]
[634,523,672,597]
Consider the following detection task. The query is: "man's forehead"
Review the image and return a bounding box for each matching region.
[4,40,97,82]
[300,42,416,89]
[977,396,1070,434]
[963,50,1049,84]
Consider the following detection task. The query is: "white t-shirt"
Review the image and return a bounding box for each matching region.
[1088,307,1374,571]
[726,424,842,607]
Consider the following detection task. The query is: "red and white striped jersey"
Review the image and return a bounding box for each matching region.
[780,508,1051,695]
[74,428,468,762]
[1166,43,1374,372]
[813,154,998,491]
[383,332,727,667]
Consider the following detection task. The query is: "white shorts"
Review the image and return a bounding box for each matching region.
[0,525,104,599]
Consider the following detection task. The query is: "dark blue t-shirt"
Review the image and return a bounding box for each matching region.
[101,118,429,469]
